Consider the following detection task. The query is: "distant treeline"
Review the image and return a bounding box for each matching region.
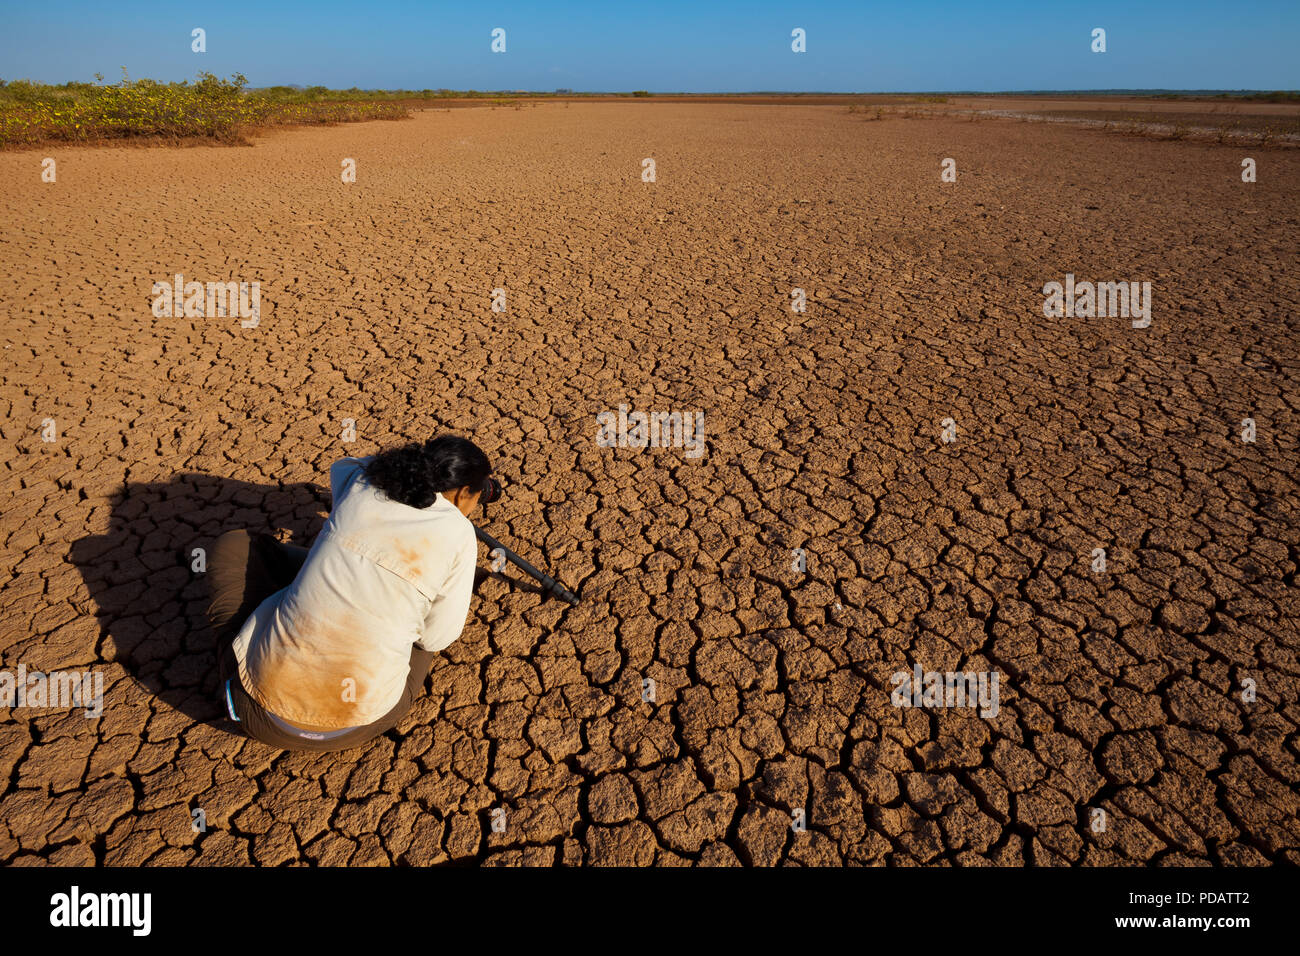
[967,90,1300,101]
[249,86,659,99]
[5,75,1296,148]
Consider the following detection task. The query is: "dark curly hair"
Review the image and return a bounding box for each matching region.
[364,435,491,510]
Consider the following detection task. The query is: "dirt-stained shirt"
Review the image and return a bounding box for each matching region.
[231,456,478,729]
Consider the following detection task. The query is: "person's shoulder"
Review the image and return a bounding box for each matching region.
[421,498,478,558]
[329,456,375,499]
[451,511,478,555]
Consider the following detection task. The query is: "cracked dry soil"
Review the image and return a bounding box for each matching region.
[0,103,1298,866]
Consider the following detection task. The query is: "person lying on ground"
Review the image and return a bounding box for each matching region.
[204,434,493,751]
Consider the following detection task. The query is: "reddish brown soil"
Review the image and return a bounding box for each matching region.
[1,103,1297,865]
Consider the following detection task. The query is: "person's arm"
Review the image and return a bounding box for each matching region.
[417,526,477,652]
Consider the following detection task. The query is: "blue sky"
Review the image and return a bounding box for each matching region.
[1,0,1296,92]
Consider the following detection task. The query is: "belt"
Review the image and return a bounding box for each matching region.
[225,679,360,741]
[265,710,361,742]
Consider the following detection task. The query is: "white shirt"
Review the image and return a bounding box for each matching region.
[232,456,478,728]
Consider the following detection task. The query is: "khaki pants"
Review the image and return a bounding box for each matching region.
[206,529,435,752]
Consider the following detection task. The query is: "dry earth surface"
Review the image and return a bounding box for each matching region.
[1,102,1298,866]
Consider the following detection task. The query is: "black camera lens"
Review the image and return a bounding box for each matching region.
[482,475,503,503]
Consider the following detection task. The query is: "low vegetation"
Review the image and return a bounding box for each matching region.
[0,71,408,148]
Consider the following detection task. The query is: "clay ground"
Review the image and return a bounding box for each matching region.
[1,102,1298,866]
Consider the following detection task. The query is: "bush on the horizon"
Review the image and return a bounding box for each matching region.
[0,71,408,147]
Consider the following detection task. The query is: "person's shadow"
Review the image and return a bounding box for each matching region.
[68,475,331,728]
[69,473,541,733]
